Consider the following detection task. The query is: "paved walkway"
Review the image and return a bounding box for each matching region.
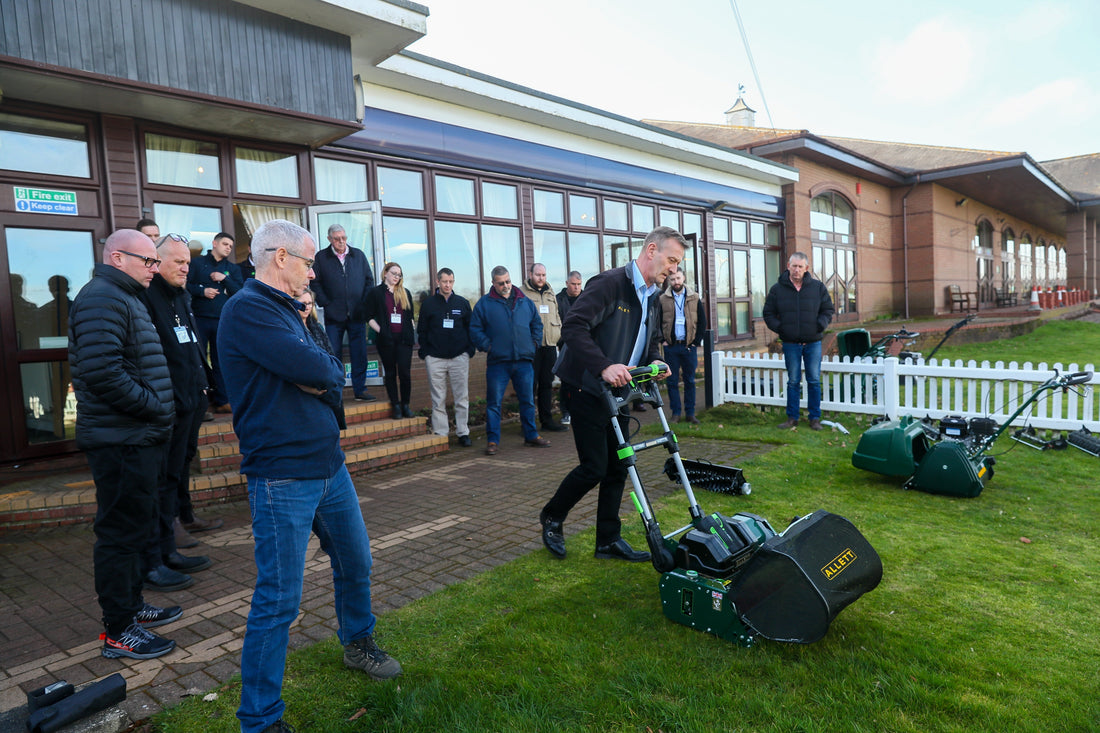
[0,414,761,732]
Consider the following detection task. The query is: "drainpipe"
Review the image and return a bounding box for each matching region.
[901,174,920,319]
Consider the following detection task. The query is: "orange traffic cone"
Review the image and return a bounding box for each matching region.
[1028,286,1041,312]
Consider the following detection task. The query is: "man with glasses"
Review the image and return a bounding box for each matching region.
[219,220,400,733]
[69,229,178,660]
[187,232,243,414]
[311,224,376,402]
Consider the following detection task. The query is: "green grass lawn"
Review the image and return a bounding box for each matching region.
[154,321,1100,733]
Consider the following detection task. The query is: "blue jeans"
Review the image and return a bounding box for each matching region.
[485,360,538,444]
[237,465,376,733]
[782,340,823,421]
[325,319,369,395]
[663,343,698,417]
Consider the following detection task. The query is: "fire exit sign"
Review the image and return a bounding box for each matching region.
[13,186,79,216]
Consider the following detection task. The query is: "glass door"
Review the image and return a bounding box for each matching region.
[1,226,98,460]
[307,202,384,388]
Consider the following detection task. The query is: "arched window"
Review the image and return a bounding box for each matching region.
[1001,228,1015,293]
[809,191,856,317]
[1035,239,1047,288]
[1019,234,1033,290]
[974,219,994,304]
[1048,245,1060,287]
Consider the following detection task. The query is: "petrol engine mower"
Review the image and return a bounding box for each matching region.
[606,365,882,646]
[851,369,1093,497]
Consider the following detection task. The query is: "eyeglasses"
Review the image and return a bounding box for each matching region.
[300,301,314,308]
[265,247,314,269]
[118,250,162,269]
[154,233,187,250]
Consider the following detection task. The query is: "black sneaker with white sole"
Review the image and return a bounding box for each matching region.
[135,601,183,628]
[343,634,402,680]
[101,621,175,659]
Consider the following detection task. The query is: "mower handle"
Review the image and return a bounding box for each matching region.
[1062,371,1093,386]
[627,364,669,382]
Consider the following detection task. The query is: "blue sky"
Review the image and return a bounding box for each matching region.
[410,0,1099,162]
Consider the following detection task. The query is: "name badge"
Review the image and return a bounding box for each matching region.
[442,318,455,329]
[539,304,550,314]
[173,326,191,344]
[675,316,686,327]
[390,313,402,325]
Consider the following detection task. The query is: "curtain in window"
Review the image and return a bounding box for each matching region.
[236,148,299,197]
[236,204,303,237]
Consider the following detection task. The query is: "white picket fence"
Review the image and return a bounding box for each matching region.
[711,352,1100,431]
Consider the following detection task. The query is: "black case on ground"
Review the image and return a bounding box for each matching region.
[730,510,883,643]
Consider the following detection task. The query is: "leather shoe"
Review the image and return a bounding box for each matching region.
[145,565,194,592]
[809,419,823,431]
[458,435,472,447]
[165,552,212,573]
[181,515,222,533]
[202,411,214,422]
[401,403,414,418]
[685,415,701,425]
[541,421,568,432]
[354,392,377,402]
[539,510,566,559]
[595,539,651,562]
[485,442,498,456]
[392,405,403,419]
[174,518,199,549]
[778,418,798,429]
[213,404,232,414]
[524,436,551,447]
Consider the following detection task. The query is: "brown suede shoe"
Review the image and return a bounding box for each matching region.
[173,518,199,549]
[809,419,823,431]
[778,418,798,429]
[182,515,223,532]
[524,436,551,447]
[485,442,499,456]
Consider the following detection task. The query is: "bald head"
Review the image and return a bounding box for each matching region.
[104,229,159,288]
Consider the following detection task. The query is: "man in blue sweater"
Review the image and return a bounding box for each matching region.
[470,265,550,456]
[219,220,400,733]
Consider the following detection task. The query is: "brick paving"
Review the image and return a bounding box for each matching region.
[0,411,763,733]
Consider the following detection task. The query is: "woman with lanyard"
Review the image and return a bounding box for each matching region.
[367,262,416,419]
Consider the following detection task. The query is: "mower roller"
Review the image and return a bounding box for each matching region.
[852,369,1093,497]
[606,365,882,645]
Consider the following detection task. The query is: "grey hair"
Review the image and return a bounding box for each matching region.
[490,265,510,281]
[644,226,688,250]
[252,220,314,270]
[567,270,582,281]
[327,224,346,237]
[789,252,809,264]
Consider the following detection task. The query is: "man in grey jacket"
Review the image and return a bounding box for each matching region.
[70,229,179,660]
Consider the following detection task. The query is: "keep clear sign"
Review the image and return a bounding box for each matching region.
[13,186,79,216]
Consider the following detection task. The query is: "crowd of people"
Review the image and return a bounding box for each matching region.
[71,218,757,733]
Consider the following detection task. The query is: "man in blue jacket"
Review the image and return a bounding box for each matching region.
[219,220,400,733]
[762,252,835,430]
[311,224,376,402]
[186,232,243,413]
[470,265,550,455]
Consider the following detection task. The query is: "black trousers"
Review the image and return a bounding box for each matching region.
[86,442,165,635]
[541,383,628,545]
[378,341,413,405]
[532,345,557,425]
[144,403,205,567]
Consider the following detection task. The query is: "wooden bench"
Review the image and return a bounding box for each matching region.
[947,284,976,312]
[994,288,1018,307]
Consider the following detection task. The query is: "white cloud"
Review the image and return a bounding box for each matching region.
[983,78,1096,125]
[871,16,980,103]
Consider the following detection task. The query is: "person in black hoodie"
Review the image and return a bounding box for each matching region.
[142,235,221,591]
[555,270,583,425]
[69,229,177,660]
[762,252,835,431]
[417,268,476,446]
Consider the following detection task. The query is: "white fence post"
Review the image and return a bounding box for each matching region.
[882,357,899,421]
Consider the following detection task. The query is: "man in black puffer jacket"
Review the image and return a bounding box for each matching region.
[762,252,835,431]
[70,228,177,661]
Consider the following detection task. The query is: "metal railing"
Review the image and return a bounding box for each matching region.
[711,352,1100,431]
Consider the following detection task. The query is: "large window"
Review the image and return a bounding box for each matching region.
[315,158,367,202]
[1001,228,1016,293]
[434,220,481,302]
[145,133,220,190]
[0,113,90,178]
[975,219,995,304]
[1019,235,1033,291]
[235,147,299,198]
[381,216,430,314]
[810,192,857,317]
[377,167,424,210]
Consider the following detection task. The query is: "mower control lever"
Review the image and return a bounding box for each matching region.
[627,364,669,382]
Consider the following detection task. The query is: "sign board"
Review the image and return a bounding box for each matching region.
[13,186,79,216]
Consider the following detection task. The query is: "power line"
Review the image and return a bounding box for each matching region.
[728,0,775,130]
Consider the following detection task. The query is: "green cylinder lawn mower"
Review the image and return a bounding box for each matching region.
[852,369,1094,497]
[605,365,882,646]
